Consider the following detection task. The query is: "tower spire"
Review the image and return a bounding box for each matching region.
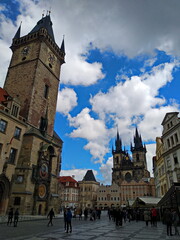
[13,22,21,39]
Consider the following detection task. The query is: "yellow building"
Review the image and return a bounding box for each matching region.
[0,14,65,215]
[154,137,168,197]
[96,182,120,209]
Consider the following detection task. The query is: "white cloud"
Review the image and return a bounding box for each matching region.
[90,62,179,139]
[56,88,78,115]
[1,0,180,87]
[146,143,156,176]
[99,157,113,184]
[68,108,109,162]
[60,169,98,182]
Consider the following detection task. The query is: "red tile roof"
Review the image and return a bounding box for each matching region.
[0,87,9,103]
[58,176,77,183]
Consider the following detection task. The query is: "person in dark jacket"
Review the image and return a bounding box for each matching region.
[64,208,67,232]
[7,208,13,226]
[47,208,55,226]
[66,208,72,233]
[163,208,173,236]
[14,208,19,227]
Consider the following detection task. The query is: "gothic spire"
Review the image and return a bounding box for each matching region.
[115,130,122,152]
[60,37,65,53]
[13,23,21,39]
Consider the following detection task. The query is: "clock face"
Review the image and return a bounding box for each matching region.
[21,46,30,56]
[48,52,55,65]
[40,163,49,179]
[38,184,46,199]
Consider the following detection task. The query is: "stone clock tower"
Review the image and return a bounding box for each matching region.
[3,14,65,215]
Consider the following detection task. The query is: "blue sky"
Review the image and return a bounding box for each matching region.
[1,0,180,183]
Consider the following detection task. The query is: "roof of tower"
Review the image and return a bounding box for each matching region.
[83,170,97,182]
[29,14,55,41]
[60,38,65,53]
[13,23,21,39]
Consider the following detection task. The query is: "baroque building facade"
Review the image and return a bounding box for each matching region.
[160,112,180,189]
[58,176,79,209]
[0,14,65,215]
[112,129,155,205]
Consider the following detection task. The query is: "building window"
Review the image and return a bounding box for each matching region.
[175,133,179,143]
[44,85,49,99]
[14,197,21,205]
[0,119,7,133]
[8,148,17,164]
[11,104,19,117]
[167,139,170,148]
[171,136,174,146]
[173,153,178,165]
[0,143,2,155]
[14,127,21,139]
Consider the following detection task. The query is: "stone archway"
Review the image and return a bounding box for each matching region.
[0,174,11,215]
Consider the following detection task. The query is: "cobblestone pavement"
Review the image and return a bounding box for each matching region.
[2,218,179,240]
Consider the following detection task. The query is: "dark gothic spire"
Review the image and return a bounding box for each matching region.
[60,37,65,53]
[115,130,122,152]
[134,127,143,149]
[29,14,55,41]
[13,23,21,39]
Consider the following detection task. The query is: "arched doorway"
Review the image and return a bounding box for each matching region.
[0,174,10,215]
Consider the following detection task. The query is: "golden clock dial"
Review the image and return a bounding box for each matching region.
[21,46,30,55]
[48,52,55,65]
[38,184,46,198]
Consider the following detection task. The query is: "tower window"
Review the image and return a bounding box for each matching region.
[11,105,19,117]
[44,85,49,99]
[9,148,17,164]
[0,119,7,133]
[14,127,21,139]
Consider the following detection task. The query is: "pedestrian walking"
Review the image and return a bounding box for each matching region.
[66,208,72,233]
[64,208,67,232]
[84,208,88,220]
[47,208,55,226]
[13,208,19,227]
[78,208,82,220]
[7,208,13,226]
[163,208,173,236]
[144,209,151,226]
[172,209,180,236]
[151,206,157,227]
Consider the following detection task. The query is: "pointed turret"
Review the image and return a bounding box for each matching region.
[134,127,143,149]
[29,13,55,41]
[115,130,122,152]
[83,170,96,182]
[13,23,21,39]
[60,38,65,53]
[131,127,146,153]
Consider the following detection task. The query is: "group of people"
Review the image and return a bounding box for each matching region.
[7,208,19,227]
[163,208,179,236]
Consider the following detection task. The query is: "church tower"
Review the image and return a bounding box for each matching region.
[131,128,147,169]
[3,13,65,215]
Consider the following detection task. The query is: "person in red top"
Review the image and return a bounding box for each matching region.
[151,206,157,227]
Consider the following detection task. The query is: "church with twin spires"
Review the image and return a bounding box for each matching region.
[111,129,155,205]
